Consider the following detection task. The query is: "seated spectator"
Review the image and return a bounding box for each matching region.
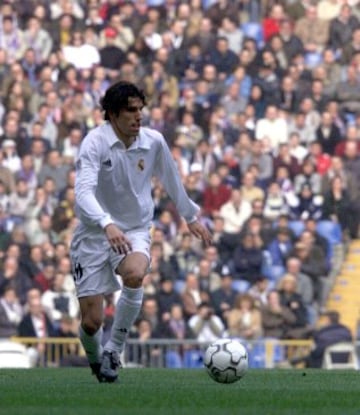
[33,260,56,293]
[261,290,297,339]
[153,209,178,244]
[262,3,285,42]
[273,143,302,181]
[143,59,179,109]
[292,240,328,307]
[240,170,265,204]
[207,36,239,80]
[18,291,57,366]
[8,178,34,225]
[188,301,225,343]
[290,184,323,221]
[226,293,263,340]
[293,5,329,67]
[321,155,358,199]
[203,245,226,278]
[191,139,218,180]
[242,211,273,247]
[255,105,288,153]
[25,212,60,247]
[149,241,179,282]
[306,141,331,176]
[155,276,182,322]
[248,276,272,308]
[210,268,237,326]
[291,311,353,368]
[159,303,191,340]
[219,82,247,118]
[232,232,263,286]
[303,218,331,262]
[16,154,38,192]
[322,175,358,239]
[263,181,290,221]
[202,171,232,219]
[151,228,174,262]
[274,166,298,209]
[0,255,34,305]
[315,110,343,156]
[41,271,79,326]
[335,65,360,116]
[0,150,15,195]
[294,158,323,196]
[218,151,242,189]
[278,74,298,113]
[37,150,70,195]
[288,132,308,164]
[174,111,204,160]
[264,227,294,282]
[195,257,221,294]
[0,285,23,338]
[328,4,360,54]
[174,233,200,280]
[240,139,273,190]
[62,31,100,71]
[219,188,252,235]
[211,215,239,264]
[277,274,310,338]
[181,272,204,320]
[285,256,316,324]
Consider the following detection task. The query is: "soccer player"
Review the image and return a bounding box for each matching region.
[70,81,212,382]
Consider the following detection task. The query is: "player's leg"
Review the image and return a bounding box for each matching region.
[79,294,104,380]
[70,234,121,382]
[100,252,149,381]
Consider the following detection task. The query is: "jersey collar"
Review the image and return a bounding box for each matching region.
[104,123,151,150]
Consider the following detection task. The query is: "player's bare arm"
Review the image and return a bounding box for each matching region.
[187,220,212,247]
[104,223,132,254]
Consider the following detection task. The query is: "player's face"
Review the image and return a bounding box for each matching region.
[111,97,144,140]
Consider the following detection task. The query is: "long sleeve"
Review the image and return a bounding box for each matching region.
[74,134,113,229]
[154,138,199,223]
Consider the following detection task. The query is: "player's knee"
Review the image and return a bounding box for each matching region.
[122,269,145,288]
[81,316,102,335]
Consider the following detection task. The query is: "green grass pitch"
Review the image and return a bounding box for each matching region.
[0,368,359,415]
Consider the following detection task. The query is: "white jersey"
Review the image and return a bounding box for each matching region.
[73,123,199,241]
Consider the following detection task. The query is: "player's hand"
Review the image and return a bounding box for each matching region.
[104,223,132,255]
[187,220,212,247]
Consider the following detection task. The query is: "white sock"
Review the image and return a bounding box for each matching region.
[104,286,144,353]
[79,325,103,364]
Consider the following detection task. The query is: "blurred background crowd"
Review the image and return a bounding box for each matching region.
[0,0,360,366]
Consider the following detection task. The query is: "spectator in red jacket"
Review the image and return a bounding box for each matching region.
[202,171,231,219]
[263,3,286,42]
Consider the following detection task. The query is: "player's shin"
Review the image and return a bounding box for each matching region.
[79,325,103,364]
[104,286,144,353]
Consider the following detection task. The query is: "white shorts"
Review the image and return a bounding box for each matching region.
[70,229,151,298]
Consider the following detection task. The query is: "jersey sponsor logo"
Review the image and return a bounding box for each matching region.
[103,158,112,167]
[137,158,144,171]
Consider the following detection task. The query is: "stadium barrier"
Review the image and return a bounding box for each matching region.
[8,337,315,369]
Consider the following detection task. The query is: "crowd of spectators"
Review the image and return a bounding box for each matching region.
[0,0,359,366]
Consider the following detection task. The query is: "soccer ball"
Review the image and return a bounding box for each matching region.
[204,338,248,384]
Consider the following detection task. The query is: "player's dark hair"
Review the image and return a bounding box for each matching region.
[100,81,146,121]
